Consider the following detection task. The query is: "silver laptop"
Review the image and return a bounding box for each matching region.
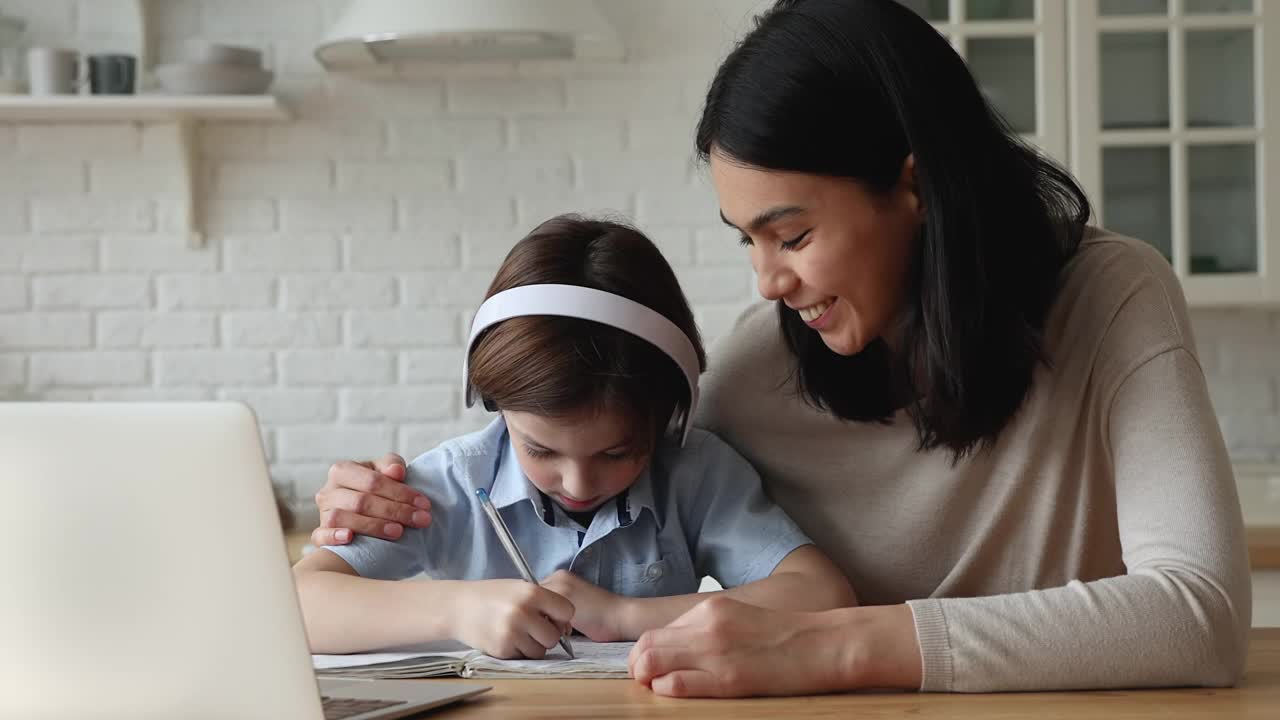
[0,402,490,719]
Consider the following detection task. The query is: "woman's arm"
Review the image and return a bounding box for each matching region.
[542,545,856,642]
[903,346,1250,692]
[293,549,576,658]
[631,346,1251,696]
[621,545,856,635]
[629,598,919,697]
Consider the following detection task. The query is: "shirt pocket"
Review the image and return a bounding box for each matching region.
[612,555,698,598]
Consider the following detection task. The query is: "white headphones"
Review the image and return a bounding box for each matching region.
[462,284,701,446]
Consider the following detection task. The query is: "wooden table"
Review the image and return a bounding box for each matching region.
[1248,527,1280,570]
[417,628,1280,719]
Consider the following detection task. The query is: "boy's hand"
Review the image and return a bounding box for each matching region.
[541,570,633,642]
[449,580,576,659]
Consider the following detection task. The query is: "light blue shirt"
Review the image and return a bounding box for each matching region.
[328,417,812,597]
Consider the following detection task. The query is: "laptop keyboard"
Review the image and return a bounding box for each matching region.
[320,696,408,719]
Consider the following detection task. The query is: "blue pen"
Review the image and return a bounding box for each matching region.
[475,488,576,659]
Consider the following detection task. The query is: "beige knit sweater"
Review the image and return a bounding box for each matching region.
[696,228,1251,692]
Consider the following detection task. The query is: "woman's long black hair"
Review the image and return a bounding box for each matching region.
[696,0,1092,459]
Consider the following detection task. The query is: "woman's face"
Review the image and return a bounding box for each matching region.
[503,407,650,514]
[710,151,922,356]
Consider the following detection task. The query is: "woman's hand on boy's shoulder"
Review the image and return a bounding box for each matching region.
[541,570,632,643]
[311,453,432,546]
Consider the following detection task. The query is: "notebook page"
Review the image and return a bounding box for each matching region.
[462,640,633,679]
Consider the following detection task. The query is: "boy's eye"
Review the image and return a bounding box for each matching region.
[524,446,553,459]
[602,451,630,461]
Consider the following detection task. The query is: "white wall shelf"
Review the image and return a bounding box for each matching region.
[0,94,290,121]
[0,95,291,248]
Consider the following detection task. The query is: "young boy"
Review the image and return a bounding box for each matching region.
[293,216,856,658]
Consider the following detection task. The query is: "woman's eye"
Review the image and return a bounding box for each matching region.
[781,229,812,251]
[602,452,630,461]
[737,234,753,247]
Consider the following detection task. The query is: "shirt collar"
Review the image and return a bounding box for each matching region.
[621,464,655,522]
[488,428,543,511]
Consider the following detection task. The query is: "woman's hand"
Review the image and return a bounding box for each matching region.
[628,597,922,697]
[540,570,633,642]
[448,580,576,660]
[311,453,432,546]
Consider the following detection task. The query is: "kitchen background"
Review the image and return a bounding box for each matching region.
[0,0,1276,527]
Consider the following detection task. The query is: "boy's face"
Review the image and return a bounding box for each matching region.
[502,407,650,515]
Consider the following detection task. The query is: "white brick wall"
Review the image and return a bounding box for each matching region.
[29,351,148,387]
[0,160,84,193]
[98,312,217,348]
[1,235,97,272]
[0,197,28,232]
[1,0,1277,519]
[156,350,275,386]
[31,196,154,233]
[103,234,218,272]
[0,275,25,310]
[0,313,90,348]
[1193,311,1280,463]
[32,274,151,309]
[224,311,340,348]
[157,274,275,310]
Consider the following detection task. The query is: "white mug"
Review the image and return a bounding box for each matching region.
[27,47,79,95]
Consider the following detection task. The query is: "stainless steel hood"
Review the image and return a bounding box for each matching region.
[316,0,624,69]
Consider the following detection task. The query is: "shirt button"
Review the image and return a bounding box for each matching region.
[645,563,663,580]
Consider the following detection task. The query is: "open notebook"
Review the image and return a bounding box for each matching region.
[313,639,633,679]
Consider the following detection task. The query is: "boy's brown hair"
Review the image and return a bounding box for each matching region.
[468,215,706,450]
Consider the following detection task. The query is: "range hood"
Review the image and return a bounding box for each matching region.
[316,0,623,69]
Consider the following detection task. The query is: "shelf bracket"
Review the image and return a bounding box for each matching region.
[151,119,204,248]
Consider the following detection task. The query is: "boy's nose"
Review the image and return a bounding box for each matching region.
[560,467,592,498]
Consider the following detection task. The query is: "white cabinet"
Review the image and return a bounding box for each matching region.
[903,0,1279,306]
[1071,0,1278,305]
[902,0,1068,162]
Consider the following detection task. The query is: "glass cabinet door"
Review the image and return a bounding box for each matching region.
[1071,0,1278,305]
[899,0,1068,164]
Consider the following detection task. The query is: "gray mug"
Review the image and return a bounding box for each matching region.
[88,53,136,95]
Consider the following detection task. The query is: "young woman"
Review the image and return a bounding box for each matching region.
[308,0,1249,697]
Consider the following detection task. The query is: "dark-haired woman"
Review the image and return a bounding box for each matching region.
[309,0,1249,698]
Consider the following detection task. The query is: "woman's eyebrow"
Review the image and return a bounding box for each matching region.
[720,205,806,233]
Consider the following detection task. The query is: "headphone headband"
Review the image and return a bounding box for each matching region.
[463,284,700,446]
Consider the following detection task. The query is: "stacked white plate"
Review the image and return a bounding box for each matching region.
[156,40,273,95]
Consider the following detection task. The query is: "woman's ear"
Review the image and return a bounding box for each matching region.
[900,153,925,219]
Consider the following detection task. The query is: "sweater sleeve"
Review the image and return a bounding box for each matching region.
[906,346,1251,692]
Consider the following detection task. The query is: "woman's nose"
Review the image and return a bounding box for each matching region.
[755,253,798,301]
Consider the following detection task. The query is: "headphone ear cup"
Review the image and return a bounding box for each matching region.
[482,397,498,412]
